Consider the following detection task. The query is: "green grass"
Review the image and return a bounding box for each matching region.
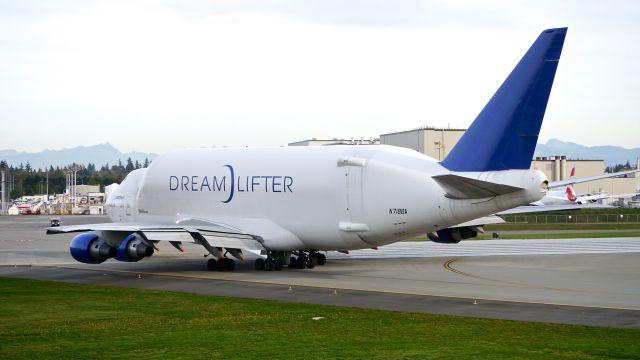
[508,208,640,216]
[485,222,640,231]
[409,231,640,242]
[1,278,639,359]
[475,231,640,240]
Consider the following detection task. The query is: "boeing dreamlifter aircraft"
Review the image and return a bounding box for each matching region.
[48,28,568,271]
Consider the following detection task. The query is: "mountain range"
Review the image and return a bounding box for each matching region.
[534,139,640,166]
[0,143,157,170]
[0,139,638,170]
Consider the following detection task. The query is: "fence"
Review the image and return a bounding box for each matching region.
[501,213,640,224]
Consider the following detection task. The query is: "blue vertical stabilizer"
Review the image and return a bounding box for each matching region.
[441,28,567,172]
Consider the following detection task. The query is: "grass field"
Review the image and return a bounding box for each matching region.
[410,231,640,242]
[485,223,640,231]
[1,277,639,359]
[474,231,640,240]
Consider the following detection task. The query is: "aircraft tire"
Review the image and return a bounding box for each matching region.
[254,258,265,271]
[274,259,283,271]
[225,258,236,271]
[216,259,226,271]
[308,256,317,269]
[288,257,297,269]
[316,253,327,265]
[206,258,218,271]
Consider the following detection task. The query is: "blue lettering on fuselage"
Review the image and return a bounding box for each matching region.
[168,165,293,203]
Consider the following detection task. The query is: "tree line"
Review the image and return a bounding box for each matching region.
[0,157,150,199]
[605,161,636,174]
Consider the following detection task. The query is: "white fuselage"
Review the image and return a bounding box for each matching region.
[536,188,574,205]
[106,146,547,251]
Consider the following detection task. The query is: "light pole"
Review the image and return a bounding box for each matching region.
[1,170,5,215]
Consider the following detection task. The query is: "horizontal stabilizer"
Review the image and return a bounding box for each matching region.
[497,203,613,215]
[432,174,524,199]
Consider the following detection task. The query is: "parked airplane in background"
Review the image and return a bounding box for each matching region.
[533,167,639,206]
[48,28,568,271]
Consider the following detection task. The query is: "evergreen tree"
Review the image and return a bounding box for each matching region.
[143,158,150,168]
[125,157,134,172]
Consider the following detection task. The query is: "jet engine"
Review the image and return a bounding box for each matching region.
[114,234,154,262]
[69,233,117,264]
[428,226,480,244]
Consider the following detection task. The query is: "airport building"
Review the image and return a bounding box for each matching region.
[379,127,466,161]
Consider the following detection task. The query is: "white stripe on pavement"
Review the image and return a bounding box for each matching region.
[335,238,640,259]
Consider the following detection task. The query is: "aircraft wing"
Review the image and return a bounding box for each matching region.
[606,192,640,199]
[497,203,614,215]
[452,215,506,227]
[576,192,640,203]
[548,169,639,188]
[47,222,266,252]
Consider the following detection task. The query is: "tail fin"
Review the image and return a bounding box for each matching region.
[441,28,567,172]
[565,185,577,202]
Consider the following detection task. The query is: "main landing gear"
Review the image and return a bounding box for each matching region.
[206,257,236,271]
[206,250,328,272]
[254,251,327,271]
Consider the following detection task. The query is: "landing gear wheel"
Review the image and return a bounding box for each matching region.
[254,258,265,270]
[207,258,218,271]
[316,253,327,265]
[216,259,227,271]
[296,256,306,269]
[265,258,274,271]
[274,260,283,271]
[288,256,297,269]
[307,256,317,269]
[224,258,236,271]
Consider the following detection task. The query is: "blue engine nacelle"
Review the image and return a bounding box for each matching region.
[114,234,154,262]
[70,233,117,264]
[428,226,479,244]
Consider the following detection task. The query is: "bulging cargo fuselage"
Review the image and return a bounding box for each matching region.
[106,145,547,251]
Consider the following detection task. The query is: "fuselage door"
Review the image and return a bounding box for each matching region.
[338,156,367,226]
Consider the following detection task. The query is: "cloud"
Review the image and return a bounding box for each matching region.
[0,1,638,152]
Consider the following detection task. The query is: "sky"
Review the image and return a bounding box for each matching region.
[1,0,639,154]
